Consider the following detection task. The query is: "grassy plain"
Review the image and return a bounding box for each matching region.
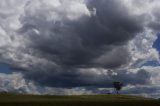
[0,94,159,106]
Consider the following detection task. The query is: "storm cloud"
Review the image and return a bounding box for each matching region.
[0,0,160,92]
[17,0,145,87]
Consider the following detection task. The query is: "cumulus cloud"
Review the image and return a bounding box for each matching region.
[0,72,36,94]
[0,0,160,97]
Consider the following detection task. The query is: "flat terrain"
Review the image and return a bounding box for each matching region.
[0,94,159,106]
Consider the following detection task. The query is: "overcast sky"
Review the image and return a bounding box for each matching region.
[0,0,160,98]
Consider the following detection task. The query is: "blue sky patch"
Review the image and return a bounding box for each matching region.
[0,64,12,74]
[142,60,160,67]
[153,34,160,52]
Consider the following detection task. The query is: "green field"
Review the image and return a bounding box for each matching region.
[0,94,159,106]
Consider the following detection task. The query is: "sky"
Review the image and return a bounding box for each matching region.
[0,0,160,98]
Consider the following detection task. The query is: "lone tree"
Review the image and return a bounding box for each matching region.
[113,81,123,94]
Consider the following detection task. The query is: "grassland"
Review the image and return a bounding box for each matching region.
[0,94,159,106]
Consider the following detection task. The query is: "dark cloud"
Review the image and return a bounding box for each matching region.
[19,0,144,67]
[13,0,149,88]
[23,68,151,88]
[0,0,160,90]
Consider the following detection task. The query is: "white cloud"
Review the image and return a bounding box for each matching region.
[128,28,159,68]
[0,72,33,93]
[122,0,160,68]
[23,0,91,21]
